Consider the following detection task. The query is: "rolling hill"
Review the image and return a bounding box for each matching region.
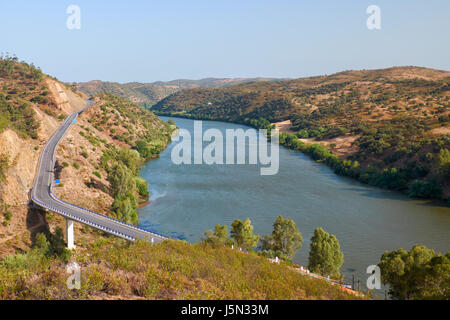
[75,77,284,107]
[152,66,450,201]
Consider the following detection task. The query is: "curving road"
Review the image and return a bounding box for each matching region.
[31,100,167,243]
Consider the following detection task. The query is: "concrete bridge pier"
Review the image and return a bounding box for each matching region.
[66,218,75,249]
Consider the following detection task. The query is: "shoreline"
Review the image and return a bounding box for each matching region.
[154,113,449,207]
[136,120,176,217]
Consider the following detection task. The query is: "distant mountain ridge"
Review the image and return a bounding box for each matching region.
[75,77,284,107]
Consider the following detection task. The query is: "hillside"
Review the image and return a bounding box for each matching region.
[0,237,361,300]
[152,66,450,201]
[0,55,90,255]
[54,93,173,225]
[74,81,179,107]
[0,56,173,256]
[75,77,283,107]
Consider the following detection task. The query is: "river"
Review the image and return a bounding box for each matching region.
[138,116,450,294]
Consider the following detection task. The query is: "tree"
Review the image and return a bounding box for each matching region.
[47,227,71,262]
[108,163,136,197]
[407,180,442,199]
[260,216,303,260]
[117,148,142,175]
[437,148,450,180]
[135,177,149,198]
[34,232,50,255]
[308,228,344,279]
[112,195,138,225]
[378,245,449,300]
[231,219,260,251]
[203,224,229,247]
[415,252,450,300]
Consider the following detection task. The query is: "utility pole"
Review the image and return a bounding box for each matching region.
[352,274,355,290]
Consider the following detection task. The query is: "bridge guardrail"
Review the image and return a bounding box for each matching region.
[31,195,136,241]
[49,191,166,240]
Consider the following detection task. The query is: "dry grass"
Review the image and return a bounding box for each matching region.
[0,238,362,300]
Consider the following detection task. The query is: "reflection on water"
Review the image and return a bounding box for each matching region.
[138,117,450,295]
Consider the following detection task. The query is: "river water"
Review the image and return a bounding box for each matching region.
[138,117,450,293]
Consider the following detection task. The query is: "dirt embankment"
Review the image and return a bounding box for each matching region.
[273,120,360,158]
[0,78,87,257]
[274,120,295,134]
[53,99,116,215]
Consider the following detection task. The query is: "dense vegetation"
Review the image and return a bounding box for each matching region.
[379,245,449,300]
[260,216,304,260]
[152,67,450,201]
[86,94,174,224]
[279,132,448,200]
[307,228,344,279]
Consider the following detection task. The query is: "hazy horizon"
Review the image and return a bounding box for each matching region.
[1,0,449,83]
[74,64,449,85]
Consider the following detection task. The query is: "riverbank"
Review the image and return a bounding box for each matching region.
[155,112,449,206]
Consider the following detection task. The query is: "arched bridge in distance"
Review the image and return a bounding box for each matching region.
[31,100,167,249]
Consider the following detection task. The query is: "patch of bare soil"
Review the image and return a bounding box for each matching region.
[45,78,87,114]
[430,127,450,135]
[273,120,295,133]
[300,135,361,158]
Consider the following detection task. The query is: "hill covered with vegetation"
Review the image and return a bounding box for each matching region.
[0,237,361,300]
[54,93,174,226]
[152,67,450,201]
[75,77,283,107]
[0,54,54,139]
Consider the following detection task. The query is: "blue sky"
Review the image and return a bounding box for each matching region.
[0,0,449,83]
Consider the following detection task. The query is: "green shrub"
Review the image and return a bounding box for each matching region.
[135,177,149,198]
[93,171,101,179]
[408,180,443,199]
[112,195,138,225]
[2,207,12,227]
